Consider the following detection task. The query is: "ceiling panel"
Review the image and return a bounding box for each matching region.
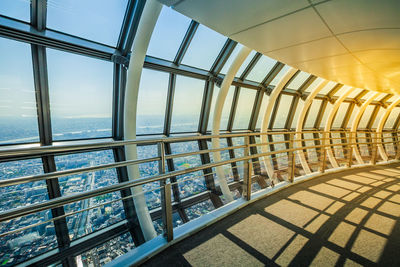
[338,29,400,51]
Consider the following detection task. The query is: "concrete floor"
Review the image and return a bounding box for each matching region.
[142,163,400,267]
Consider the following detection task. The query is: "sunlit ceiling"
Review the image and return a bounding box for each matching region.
[159,0,400,94]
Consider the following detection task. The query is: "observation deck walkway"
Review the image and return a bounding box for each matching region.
[142,163,400,267]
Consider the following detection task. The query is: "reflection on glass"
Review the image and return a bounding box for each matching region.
[233,89,256,129]
[0,0,30,21]
[332,102,349,128]
[55,150,124,240]
[47,0,128,46]
[47,49,113,140]
[181,25,227,70]
[0,37,39,145]
[358,105,375,128]
[304,99,322,128]
[137,69,169,134]
[274,94,293,129]
[147,7,191,61]
[185,200,215,220]
[76,232,135,266]
[256,92,270,129]
[170,76,204,132]
[245,56,276,83]
[286,71,310,90]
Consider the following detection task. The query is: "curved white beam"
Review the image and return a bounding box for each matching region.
[377,96,400,161]
[260,67,298,180]
[350,92,381,165]
[295,79,329,174]
[212,46,251,203]
[124,0,162,241]
[324,87,354,168]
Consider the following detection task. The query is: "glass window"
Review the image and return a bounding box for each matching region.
[220,43,243,75]
[361,91,376,100]
[181,25,227,70]
[0,37,39,145]
[304,77,324,93]
[385,107,400,129]
[147,7,191,61]
[220,86,236,130]
[372,107,386,129]
[185,200,215,220]
[318,81,337,95]
[245,56,276,83]
[207,85,219,131]
[47,0,128,46]
[304,99,322,128]
[170,76,204,132]
[137,69,169,135]
[375,93,390,102]
[0,0,30,22]
[236,50,257,78]
[333,85,352,97]
[286,72,311,90]
[321,102,333,127]
[233,89,256,129]
[332,102,350,128]
[55,150,124,240]
[47,49,113,140]
[291,99,305,129]
[347,88,364,99]
[274,94,293,129]
[347,104,360,128]
[270,65,290,87]
[358,105,375,128]
[256,92,270,129]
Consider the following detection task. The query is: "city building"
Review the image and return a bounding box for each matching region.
[0,0,399,266]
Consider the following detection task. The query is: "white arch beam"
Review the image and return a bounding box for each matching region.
[377,96,400,161]
[324,87,354,168]
[295,79,329,174]
[124,0,162,241]
[260,67,298,180]
[212,46,251,203]
[350,92,381,165]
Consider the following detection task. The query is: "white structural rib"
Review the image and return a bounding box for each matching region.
[212,46,251,203]
[124,0,162,241]
[350,92,381,165]
[377,97,400,161]
[260,67,298,180]
[295,79,329,174]
[324,87,354,168]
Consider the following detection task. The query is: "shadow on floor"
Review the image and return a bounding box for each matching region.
[142,163,400,267]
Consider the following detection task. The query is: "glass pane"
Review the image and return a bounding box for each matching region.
[236,50,257,78]
[0,0,30,21]
[147,6,191,61]
[274,94,293,129]
[318,81,337,95]
[358,105,375,128]
[385,107,400,129]
[291,99,305,129]
[304,99,322,128]
[181,25,227,70]
[320,102,333,127]
[347,104,360,129]
[137,69,169,134]
[47,0,128,46]
[361,91,376,100]
[76,232,135,266]
[185,200,215,220]
[270,65,290,86]
[286,72,311,90]
[256,92,270,129]
[333,85,352,97]
[232,89,256,129]
[304,77,324,93]
[332,102,349,128]
[220,86,236,130]
[220,43,243,75]
[170,76,204,132]
[0,37,39,145]
[245,55,276,83]
[47,49,113,140]
[347,88,364,99]
[372,107,386,129]
[55,150,124,240]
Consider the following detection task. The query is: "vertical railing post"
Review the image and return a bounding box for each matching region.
[319,131,327,173]
[243,136,252,201]
[371,132,377,165]
[288,132,295,182]
[395,130,400,160]
[347,131,353,168]
[158,142,173,242]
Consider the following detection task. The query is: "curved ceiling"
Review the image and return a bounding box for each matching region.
[159,0,400,94]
